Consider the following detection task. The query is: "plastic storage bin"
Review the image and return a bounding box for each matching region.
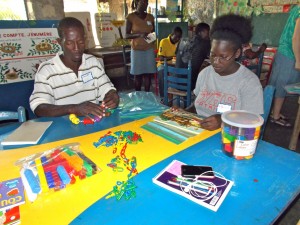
[221,110,264,160]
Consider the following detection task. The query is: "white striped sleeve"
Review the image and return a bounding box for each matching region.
[29,66,55,112]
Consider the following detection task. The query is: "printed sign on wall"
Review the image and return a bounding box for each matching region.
[95,13,126,47]
[0,28,61,84]
[95,13,117,47]
[65,12,96,49]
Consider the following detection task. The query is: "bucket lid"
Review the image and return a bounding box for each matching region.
[221,110,264,128]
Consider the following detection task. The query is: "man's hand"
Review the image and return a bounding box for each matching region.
[74,102,106,117]
[103,90,119,109]
[200,114,222,131]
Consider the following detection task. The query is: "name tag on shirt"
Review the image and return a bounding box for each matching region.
[147,21,152,26]
[217,103,232,113]
[81,72,93,83]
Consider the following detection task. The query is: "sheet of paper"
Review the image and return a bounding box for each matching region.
[1,121,52,146]
[144,32,156,43]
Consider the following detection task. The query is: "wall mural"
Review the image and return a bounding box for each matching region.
[218,0,297,15]
[0,28,61,84]
[184,0,215,25]
[218,0,264,16]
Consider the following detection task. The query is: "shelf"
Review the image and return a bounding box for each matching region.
[156,15,183,19]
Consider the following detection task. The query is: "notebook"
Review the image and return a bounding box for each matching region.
[1,121,52,146]
[153,160,234,212]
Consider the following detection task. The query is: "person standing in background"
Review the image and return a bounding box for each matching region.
[125,0,156,92]
[269,4,300,126]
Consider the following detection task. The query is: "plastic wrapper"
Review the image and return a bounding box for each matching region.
[118,91,168,119]
[15,143,101,202]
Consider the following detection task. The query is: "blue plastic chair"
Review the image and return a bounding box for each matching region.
[163,59,192,108]
[260,85,275,139]
[246,51,264,79]
[0,106,27,123]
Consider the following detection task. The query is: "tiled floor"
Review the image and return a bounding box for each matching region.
[111,76,300,225]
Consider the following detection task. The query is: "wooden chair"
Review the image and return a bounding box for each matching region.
[261,48,277,85]
[245,51,264,79]
[0,106,27,123]
[163,59,192,108]
[121,45,132,86]
[260,85,275,139]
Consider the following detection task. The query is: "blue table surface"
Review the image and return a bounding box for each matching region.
[70,133,300,225]
[0,110,134,150]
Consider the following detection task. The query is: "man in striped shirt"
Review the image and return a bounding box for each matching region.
[30,17,119,117]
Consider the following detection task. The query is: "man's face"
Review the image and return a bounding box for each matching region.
[171,31,182,44]
[137,0,148,12]
[59,26,85,63]
[200,29,210,40]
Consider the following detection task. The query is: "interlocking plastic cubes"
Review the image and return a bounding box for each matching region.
[221,111,264,160]
[16,143,101,202]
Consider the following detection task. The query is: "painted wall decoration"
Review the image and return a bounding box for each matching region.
[218,0,264,16]
[184,0,214,25]
[218,0,298,15]
[0,28,61,84]
[251,0,299,5]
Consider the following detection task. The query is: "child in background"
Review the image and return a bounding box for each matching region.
[241,42,267,67]
[181,14,264,131]
[158,26,182,62]
[157,27,183,97]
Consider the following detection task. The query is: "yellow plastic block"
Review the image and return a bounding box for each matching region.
[35,158,49,192]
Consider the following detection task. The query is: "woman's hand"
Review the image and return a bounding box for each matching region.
[200,114,222,131]
[140,32,149,38]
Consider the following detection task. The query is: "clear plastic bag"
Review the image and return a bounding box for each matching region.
[15,143,101,202]
[118,91,168,119]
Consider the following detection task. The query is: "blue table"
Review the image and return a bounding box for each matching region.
[0,110,134,150]
[1,111,299,224]
[71,133,300,225]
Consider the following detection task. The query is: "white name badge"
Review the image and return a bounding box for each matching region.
[81,72,93,83]
[147,21,152,26]
[217,103,231,113]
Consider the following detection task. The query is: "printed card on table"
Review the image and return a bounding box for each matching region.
[0,177,25,212]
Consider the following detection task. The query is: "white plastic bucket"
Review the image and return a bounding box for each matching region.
[221,110,264,160]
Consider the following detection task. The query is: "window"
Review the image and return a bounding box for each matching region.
[64,0,108,47]
[0,0,27,20]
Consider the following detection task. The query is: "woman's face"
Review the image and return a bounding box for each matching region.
[209,39,240,76]
[136,0,148,12]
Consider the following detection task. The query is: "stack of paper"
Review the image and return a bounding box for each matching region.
[1,121,52,146]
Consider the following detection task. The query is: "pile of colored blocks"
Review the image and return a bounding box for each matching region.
[221,125,261,160]
[18,143,100,202]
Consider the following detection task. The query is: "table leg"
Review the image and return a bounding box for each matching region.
[289,96,300,151]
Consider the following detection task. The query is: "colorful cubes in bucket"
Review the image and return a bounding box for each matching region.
[221,110,264,160]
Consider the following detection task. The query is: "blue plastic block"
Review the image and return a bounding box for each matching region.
[24,169,41,193]
[57,166,71,185]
